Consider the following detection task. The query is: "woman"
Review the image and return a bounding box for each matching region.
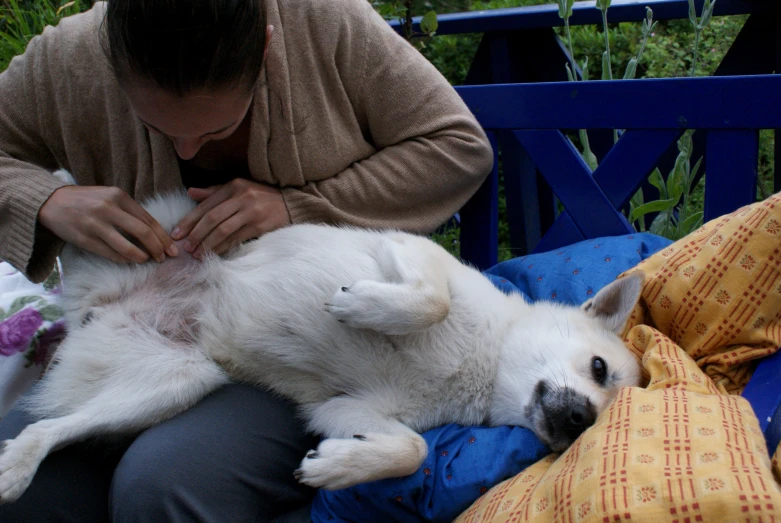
[0,0,493,520]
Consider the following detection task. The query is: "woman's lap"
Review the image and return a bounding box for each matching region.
[0,384,317,523]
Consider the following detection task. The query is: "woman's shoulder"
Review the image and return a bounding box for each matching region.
[18,2,109,81]
[275,0,378,36]
[277,0,371,16]
[272,0,389,63]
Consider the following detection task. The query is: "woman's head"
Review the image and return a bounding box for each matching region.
[104,0,267,95]
[104,0,269,159]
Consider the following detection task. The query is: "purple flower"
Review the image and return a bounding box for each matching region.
[0,308,43,356]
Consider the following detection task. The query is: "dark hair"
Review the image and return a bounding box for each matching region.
[103,0,267,96]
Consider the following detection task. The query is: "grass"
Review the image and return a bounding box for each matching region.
[0,0,94,71]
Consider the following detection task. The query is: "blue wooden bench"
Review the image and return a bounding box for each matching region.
[393,0,781,456]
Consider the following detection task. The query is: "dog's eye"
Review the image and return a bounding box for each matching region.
[591,356,608,385]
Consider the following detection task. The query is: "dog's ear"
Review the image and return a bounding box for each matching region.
[581,272,644,334]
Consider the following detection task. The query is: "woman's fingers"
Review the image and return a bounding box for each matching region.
[173,185,233,241]
[78,235,137,265]
[193,212,257,258]
[183,199,242,254]
[99,226,151,264]
[115,194,178,259]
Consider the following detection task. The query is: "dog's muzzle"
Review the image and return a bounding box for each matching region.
[529,381,597,452]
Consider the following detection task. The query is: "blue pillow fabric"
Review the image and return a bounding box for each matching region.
[484,232,673,306]
[311,232,673,523]
[310,425,549,523]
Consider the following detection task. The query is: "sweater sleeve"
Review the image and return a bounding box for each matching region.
[281,1,494,234]
[0,27,69,283]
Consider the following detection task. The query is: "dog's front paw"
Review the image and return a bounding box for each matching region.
[294,435,377,490]
[0,437,44,504]
[324,281,384,331]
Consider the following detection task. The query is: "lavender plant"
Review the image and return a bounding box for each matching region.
[557,0,718,240]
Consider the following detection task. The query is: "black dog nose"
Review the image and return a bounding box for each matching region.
[562,403,597,441]
[568,405,595,427]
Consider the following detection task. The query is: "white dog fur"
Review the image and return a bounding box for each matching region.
[0,190,642,502]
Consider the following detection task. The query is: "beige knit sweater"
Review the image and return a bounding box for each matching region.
[0,0,493,283]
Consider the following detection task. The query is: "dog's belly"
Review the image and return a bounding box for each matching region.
[81,225,497,429]
[202,262,402,400]
[207,274,496,427]
[121,246,212,346]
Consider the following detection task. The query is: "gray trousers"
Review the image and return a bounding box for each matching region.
[0,384,318,522]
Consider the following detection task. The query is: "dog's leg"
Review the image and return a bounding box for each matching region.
[0,329,228,503]
[324,236,451,335]
[294,395,427,490]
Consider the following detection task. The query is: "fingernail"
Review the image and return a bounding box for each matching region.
[168,244,179,257]
[156,254,166,263]
[183,241,193,252]
[193,250,202,260]
[172,227,181,239]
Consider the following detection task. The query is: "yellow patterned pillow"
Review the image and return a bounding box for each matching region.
[622,193,781,394]
[456,329,781,522]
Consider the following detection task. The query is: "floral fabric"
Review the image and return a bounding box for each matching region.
[0,261,64,417]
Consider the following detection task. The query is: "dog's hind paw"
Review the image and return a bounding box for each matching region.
[324,281,380,329]
[294,436,378,490]
[324,281,416,335]
[0,437,44,504]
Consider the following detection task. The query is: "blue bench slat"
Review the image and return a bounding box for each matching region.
[459,131,500,270]
[704,130,760,221]
[513,129,635,239]
[498,130,544,254]
[389,0,771,37]
[457,75,781,131]
[529,129,680,252]
[595,130,682,208]
[533,212,586,254]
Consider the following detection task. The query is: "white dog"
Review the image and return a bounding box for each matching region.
[0,191,642,502]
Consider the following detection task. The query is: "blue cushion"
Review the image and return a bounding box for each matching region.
[484,232,673,306]
[310,425,549,522]
[311,232,673,523]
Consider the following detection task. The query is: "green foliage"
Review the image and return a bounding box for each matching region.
[628,131,704,240]
[0,0,92,72]
[642,17,745,79]
[371,0,440,49]
[430,224,460,258]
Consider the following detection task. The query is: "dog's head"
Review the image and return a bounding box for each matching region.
[490,273,644,452]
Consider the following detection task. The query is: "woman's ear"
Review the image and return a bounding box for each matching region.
[263,25,274,62]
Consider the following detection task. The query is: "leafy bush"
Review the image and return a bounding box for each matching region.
[0,0,94,71]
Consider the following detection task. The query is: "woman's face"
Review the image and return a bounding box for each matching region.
[123,81,254,160]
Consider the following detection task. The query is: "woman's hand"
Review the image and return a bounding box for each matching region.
[172,178,291,259]
[38,186,178,264]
